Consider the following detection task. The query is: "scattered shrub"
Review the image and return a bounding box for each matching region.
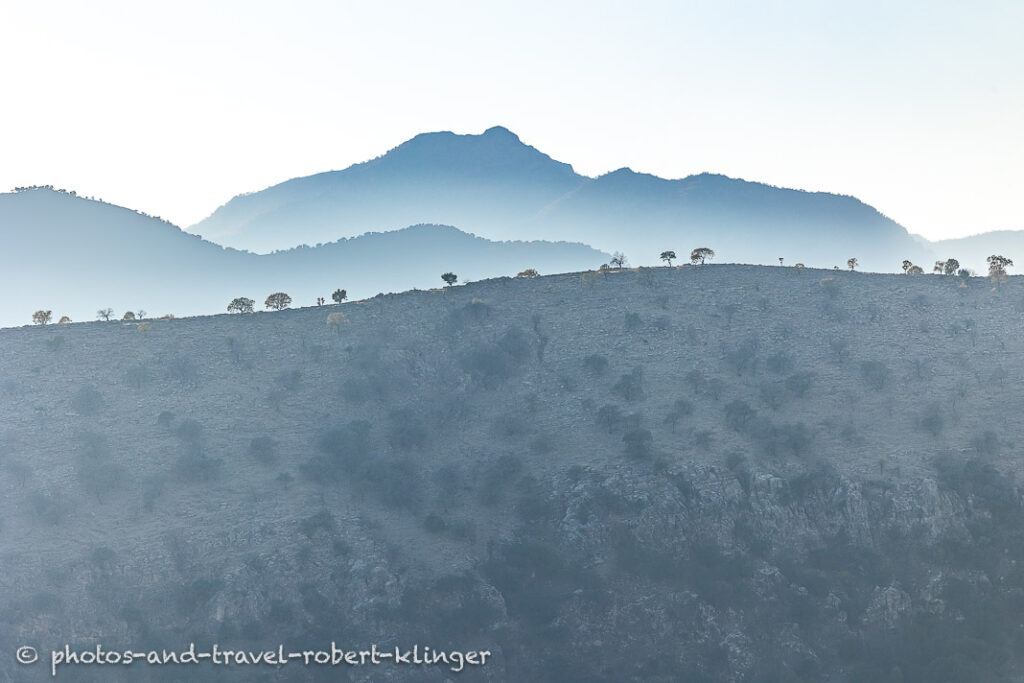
[785,371,815,398]
[583,354,609,376]
[611,366,645,402]
[596,404,623,433]
[725,400,756,432]
[759,380,786,410]
[78,461,126,503]
[299,510,336,538]
[971,430,1001,458]
[765,351,795,374]
[460,327,532,388]
[664,398,694,432]
[167,355,200,387]
[388,408,429,450]
[623,428,654,460]
[125,364,149,389]
[723,336,759,376]
[249,436,276,464]
[71,385,103,415]
[275,369,302,391]
[859,360,888,391]
[919,403,944,437]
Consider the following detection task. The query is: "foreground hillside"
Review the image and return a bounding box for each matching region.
[2,265,1024,682]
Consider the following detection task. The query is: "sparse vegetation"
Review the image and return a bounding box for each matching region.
[32,310,52,325]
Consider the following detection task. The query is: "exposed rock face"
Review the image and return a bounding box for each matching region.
[1,265,1023,682]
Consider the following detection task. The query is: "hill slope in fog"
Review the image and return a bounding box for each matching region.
[0,187,606,328]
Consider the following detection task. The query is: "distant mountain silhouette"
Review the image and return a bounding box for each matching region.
[191,126,935,271]
[0,188,606,328]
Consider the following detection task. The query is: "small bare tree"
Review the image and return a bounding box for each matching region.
[32,310,52,325]
[610,252,627,269]
[97,308,114,321]
[847,257,858,271]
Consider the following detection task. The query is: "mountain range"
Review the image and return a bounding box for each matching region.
[4,126,1022,329]
[191,126,954,272]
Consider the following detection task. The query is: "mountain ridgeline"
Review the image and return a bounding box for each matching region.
[0,188,606,329]
[191,126,934,271]
[4,266,1024,681]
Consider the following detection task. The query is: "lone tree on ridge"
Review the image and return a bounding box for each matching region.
[227,297,255,314]
[690,247,714,265]
[265,292,292,311]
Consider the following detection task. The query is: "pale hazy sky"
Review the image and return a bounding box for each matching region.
[1,0,1020,240]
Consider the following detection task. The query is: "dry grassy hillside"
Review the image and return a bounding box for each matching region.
[2,264,1024,682]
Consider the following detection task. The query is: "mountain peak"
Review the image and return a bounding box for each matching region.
[482,125,520,141]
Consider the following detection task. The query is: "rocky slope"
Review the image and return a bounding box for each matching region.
[2,265,1023,682]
